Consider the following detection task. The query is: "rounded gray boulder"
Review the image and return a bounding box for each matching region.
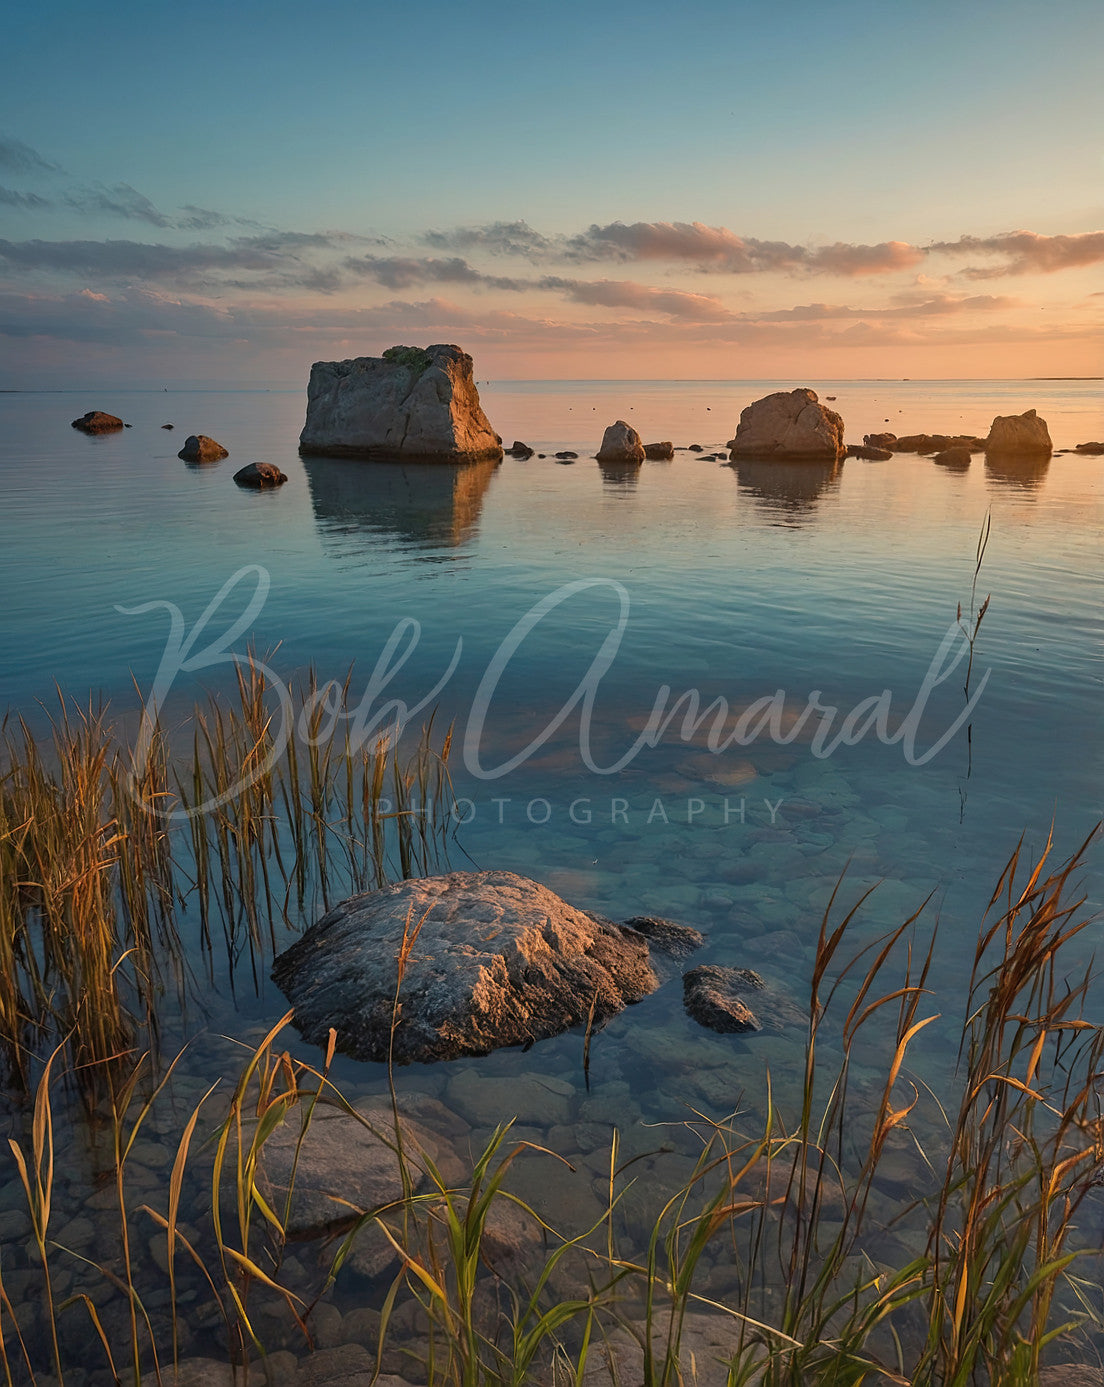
[272,870,663,1063]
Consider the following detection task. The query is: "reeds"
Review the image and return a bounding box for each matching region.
[0,667,454,1094]
[0,717,1100,1384]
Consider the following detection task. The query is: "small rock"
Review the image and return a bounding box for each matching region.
[863,432,897,450]
[621,915,705,957]
[643,441,674,460]
[178,434,229,462]
[233,461,287,488]
[1074,441,1104,454]
[161,423,174,430]
[684,966,764,1034]
[596,421,645,463]
[932,446,973,468]
[555,450,579,460]
[71,410,123,434]
[688,443,704,452]
[507,440,534,458]
[846,444,892,460]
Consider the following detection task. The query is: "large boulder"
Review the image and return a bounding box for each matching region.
[71,410,123,434]
[272,871,668,1063]
[299,343,503,463]
[985,409,1052,454]
[727,389,845,460]
[596,421,645,463]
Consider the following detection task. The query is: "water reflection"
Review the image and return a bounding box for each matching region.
[728,457,842,523]
[597,459,642,490]
[984,452,1051,492]
[303,456,500,554]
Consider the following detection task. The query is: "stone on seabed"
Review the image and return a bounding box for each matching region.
[298,343,503,463]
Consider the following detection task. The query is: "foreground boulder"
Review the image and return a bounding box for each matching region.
[985,409,1052,454]
[178,433,228,462]
[71,410,123,434]
[727,389,845,460]
[299,343,503,463]
[596,421,645,463]
[272,871,666,1063]
[233,461,287,488]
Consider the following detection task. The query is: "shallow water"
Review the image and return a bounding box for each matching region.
[0,378,1102,1374]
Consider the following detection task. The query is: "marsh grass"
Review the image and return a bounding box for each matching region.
[0,667,454,1095]
[0,793,1100,1384]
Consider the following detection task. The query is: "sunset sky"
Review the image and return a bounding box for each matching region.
[2,0,1101,386]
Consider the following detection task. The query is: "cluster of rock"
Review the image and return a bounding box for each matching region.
[299,343,503,463]
[272,869,795,1064]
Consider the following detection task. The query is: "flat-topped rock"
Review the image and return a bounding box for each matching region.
[985,409,1052,454]
[71,410,123,434]
[727,389,845,460]
[272,871,669,1063]
[596,420,645,463]
[644,441,674,460]
[299,343,502,463]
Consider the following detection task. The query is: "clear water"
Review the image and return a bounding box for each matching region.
[0,379,1102,1365]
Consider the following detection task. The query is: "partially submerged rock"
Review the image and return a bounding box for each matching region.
[727,389,845,460]
[932,446,973,468]
[272,871,666,1063]
[863,431,897,450]
[233,461,287,488]
[894,433,986,454]
[506,440,534,458]
[71,410,123,434]
[684,966,764,1034]
[621,915,705,958]
[846,443,893,460]
[644,441,675,460]
[596,421,645,463]
[985,409,1052,454]
[684,965,804,1036]
[178,433,228,462]
[299,343,503,463]
[1074,441,1104,454]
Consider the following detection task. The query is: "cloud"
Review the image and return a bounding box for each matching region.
[0,136,60,175]
[422,220,556,259]
[538,276,735,321]
[65,182,174,227]
[929,229,1104,277]
[344,254,526,292]
[0,185,52,210]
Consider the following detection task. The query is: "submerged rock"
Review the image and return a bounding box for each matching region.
[71,410,123,434]
[178,433,228,462]
[299,343,503,463]
[233,461,287,488]
[620,915,705,958]
[985,409,1052,454]
[727,389,845,460]
[846,443,893,460]
[272,870,667,1064]
[644,441,675,460]
[684,966,764,1034]
[596,421,645,463]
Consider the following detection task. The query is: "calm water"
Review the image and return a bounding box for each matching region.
[0,379,1102,1364]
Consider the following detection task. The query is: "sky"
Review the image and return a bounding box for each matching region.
[1,0,1102,386]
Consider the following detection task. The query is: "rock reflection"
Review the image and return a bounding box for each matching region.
[983,452,1051,493]
[728,456,842,523]
[303,455,500,555]
[597,459,642,490]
